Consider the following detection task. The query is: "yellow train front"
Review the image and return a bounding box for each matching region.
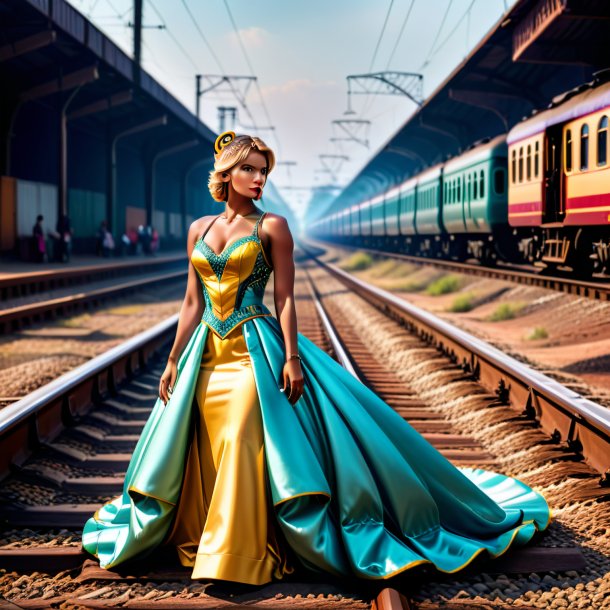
[507,75,610,275]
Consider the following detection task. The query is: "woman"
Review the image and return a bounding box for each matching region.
[32,214,46,263]
[82,132,551,586]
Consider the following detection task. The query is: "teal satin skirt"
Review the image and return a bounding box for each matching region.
[81,316,551,581]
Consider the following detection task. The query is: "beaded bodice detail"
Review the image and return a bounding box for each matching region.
[191,212,273,339]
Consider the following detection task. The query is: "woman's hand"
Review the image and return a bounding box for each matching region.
[281,359,304,405]
[159,358,177,406]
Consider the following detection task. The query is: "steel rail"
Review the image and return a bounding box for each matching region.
[312,239,610,301]
[0,269,187,332]
[305,246,610,481]
[304,267,360,378]
[0,315,178,480]
[0,253,186,298]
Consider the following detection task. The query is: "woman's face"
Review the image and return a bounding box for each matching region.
[223,149,268,201]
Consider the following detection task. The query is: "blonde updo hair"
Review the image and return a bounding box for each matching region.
[208,134,276,203]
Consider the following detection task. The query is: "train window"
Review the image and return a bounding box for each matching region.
[598,116,608,167]
[473,173,478,199]
[480,170,485,198]
[493,169,505,195]
[511,150,516,183]
[526,145,532,181]
[518,147,524,182]
[534,141,540,177]
[458,178,461,202]
[580,124,589,171]
[566,129,572,172]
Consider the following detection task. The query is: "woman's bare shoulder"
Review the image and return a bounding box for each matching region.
[262,212,289,231]
[260,213,292,248]
[188,215,216,237]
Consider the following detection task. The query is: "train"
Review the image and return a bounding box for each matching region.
[312,72,610,277]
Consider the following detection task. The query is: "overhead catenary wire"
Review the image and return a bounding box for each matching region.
[148,0,201,72]
[170,1,253,128]
[358,0,399,124]
[368,0,395,72]
[385,0,416,70]
[222,0,282,157]
[179,0,226,73]
[419,0,477,70]
[177,0,260,130]
[86,0,101,17]
[419,0,453,70]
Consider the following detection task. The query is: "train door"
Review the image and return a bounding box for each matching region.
[543,125,564,222]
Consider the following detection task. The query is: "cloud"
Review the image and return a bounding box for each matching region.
[227,26,269,49]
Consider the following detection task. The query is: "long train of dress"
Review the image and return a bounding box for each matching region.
[82,314,551,584]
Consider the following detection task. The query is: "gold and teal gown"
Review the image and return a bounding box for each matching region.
[82,211,551,585]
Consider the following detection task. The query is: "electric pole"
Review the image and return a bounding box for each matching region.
[133,0,142,86]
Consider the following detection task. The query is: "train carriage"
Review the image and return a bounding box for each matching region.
[348,204,359,242]
[370,192,386,245]
[342,207,352,240]
[507,77,610,272]
[398,177,418,240]
[442,135,508,261]
[506,130,545,229]
[383,184,401,241]
[332,211,340,240]
[358,198,373,243]
[414,164,444,256]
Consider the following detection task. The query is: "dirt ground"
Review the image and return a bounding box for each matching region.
[316,244,610,405]
[0,282,184,409]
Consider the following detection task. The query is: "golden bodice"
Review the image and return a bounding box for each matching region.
[190,213,273,339]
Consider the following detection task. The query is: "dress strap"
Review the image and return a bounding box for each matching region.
[252,211,267,239]
[198,214,222,242]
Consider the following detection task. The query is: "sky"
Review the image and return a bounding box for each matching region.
[66,0,518,219]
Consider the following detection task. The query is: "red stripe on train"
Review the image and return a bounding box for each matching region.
[508,214,543,227]
[566,192,610,209]
[564,210,610,226]
[508,201,543,213]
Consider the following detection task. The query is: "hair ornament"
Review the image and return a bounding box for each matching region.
[214,131,236,154]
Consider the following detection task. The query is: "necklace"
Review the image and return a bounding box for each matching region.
[220,208,258,222]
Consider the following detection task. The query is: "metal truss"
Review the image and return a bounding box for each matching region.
[330,119,371,149]
[346,71,424,111]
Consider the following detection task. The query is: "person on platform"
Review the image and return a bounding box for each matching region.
[55,213,73,263]
[126,227,138,256]
[137,224,149,255]
[82,132,551,585]
[150,226,159,255]
[96,221,109,257]
[32,214,46,263]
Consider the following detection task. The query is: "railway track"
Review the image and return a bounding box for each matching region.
[0,249,609,607]
[0,254,185,302]
[313,239,610,302]
[0,263,188,334]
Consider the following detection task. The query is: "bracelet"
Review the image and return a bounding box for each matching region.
[286,353,301,362]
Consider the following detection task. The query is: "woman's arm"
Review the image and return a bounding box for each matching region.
[265,214,304,405]
[159,220,206,404]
